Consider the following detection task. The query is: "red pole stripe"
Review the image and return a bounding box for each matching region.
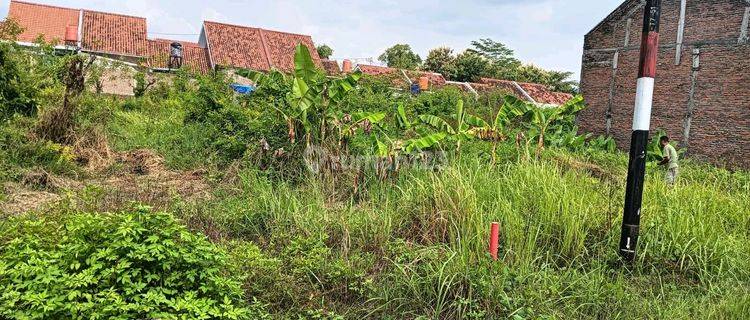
[638,32,659,78]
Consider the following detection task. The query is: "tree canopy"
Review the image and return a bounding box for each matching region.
[316,44,333,59]
[417,38,578,93]
[422,47,457,80]
[378,44,422,70]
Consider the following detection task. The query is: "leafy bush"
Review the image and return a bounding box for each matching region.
[0,207,265,319]
[0,43,38,119]
[0,117,80,180]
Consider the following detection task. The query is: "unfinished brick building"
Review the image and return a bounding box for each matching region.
[579,0,750,168]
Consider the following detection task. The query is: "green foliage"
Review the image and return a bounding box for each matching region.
[0,119,79,181]
[422,47,457,79]
[647,129,667,162]
[453,50,490,83]
[181,72,257,163]
[419,38,578,93]
[514,95,587,158]
[378,44,422,70]
[133,72,150,97]
[469,38,520,79]
[3,41,749,320]
[0,43,38,119]
[0,18,25,41]
[316,44,334,59]
[0,207,261,319]
[588,135,617,153]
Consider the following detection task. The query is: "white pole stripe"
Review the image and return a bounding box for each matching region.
[632,77,654,131]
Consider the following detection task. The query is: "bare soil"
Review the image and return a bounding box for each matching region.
[1,148,211,215]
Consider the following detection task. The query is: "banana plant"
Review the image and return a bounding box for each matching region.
[391,102,449,154]
[418,99,479,154]
[465,97,525,164]
[516,95,586,159]
[282,44,362,147]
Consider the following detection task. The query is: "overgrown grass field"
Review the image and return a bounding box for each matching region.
[1,41,749,319]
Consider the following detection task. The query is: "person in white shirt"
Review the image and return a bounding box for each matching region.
[658,135,679,185]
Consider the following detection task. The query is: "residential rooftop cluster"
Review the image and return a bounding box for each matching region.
[3,0,571,105]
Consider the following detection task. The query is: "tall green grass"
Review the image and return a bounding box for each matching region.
[166,149,749,319]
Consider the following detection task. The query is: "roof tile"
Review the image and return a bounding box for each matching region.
[262,29,322,72]
[203,21,269,71]
[479,78,572,105]
[147,39,211,73]
[7,0,79,44]
[357,64,447,88]
[321,59,341,75]
[81,10,147,57]
[203,21,321,72]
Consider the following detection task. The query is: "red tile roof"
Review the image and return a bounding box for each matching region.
[147,39,211,73]
[408,70,447,87]
[263,29,321,72]
[321,59,341,75]
[357,64,398,76]
[479,78,573,105]
[357,64,448,89]
[6,1,326,74]
[547,92,575,105]
[203,21,322,73]
[81,10,148,57]
[7,0,79,44]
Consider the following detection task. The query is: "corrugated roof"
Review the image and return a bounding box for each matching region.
[81,10,148,57]
[7,0,79,44]
[147,39,211,73]
[202,21,322,73]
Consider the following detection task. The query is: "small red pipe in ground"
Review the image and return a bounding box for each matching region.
[489,222,499,261]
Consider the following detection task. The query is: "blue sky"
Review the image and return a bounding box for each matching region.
[1,0,623,79]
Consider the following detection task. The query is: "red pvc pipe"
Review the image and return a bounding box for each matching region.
[489,222,499,261]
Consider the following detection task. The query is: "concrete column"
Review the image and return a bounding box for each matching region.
[681,48,700,151]
[675,0,687,64]
[740,7,750,44]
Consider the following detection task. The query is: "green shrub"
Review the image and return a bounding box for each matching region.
[0,207,265,319]
[0,117,79,180]
[0,43,38,119]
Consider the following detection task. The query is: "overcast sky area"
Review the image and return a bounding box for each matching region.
[1,0,623,79]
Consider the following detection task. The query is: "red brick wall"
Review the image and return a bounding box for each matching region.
[580,0,750,168]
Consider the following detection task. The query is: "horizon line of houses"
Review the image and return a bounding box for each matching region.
[2,0,572,105]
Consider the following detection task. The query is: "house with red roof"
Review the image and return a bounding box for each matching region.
[477,78,573,106]
[3,0,321,75]
[354,64,447,89]
[352,63,572,106]
[3,0,572,104]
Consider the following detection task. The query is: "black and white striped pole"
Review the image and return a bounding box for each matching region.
[619,0,661,263]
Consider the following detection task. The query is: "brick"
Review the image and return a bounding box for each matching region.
[580,0,750,168]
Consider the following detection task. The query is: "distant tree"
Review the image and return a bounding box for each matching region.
[469,38,521,76]
[316,44,333,59]
[514,64,550,85]
[467,38,578,93]
[453,50,490,83]
[546,70,579,94]
[378,44,422,70]
[515,65,579,94]
[422,47,457,79]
